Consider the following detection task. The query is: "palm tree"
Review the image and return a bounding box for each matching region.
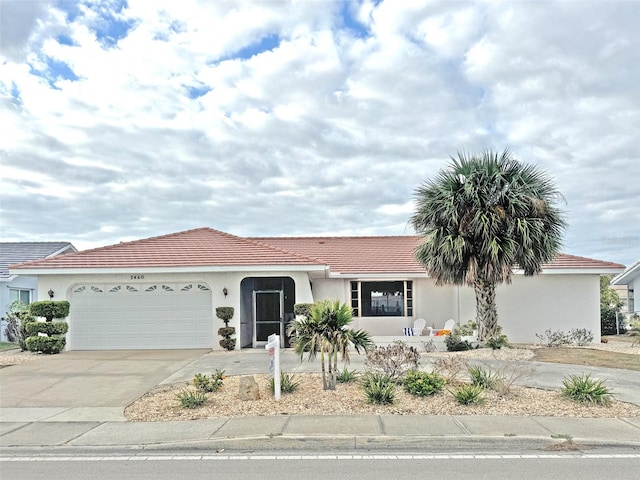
[287,300,373,390]
[410,149,566,341]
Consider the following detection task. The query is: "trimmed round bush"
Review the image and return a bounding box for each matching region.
[403,370,446,397]
[25,321,68,336]
[28,301,70,321]
[25,335,66,354]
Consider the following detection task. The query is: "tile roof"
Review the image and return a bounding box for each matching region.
[251,236,426,274]
[9,228,322,270]
[1,242,76,279]
[8,228,625,275]
[254,236,626,275]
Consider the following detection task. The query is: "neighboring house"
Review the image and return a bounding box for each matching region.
[9,228,624,351]
[612,259,639,316]
[1,242,77,341]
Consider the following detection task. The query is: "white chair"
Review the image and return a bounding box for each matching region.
[413,318,426,336]
[428,319,456,336]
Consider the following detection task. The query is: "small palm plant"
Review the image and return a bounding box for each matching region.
[288,300,373,390]
[561,374,613,406]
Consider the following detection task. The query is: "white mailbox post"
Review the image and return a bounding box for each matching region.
[265,334,281,401]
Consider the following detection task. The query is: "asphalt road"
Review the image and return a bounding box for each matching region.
[3,451,640,480]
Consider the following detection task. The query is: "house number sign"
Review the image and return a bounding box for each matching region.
[130,275,145,280]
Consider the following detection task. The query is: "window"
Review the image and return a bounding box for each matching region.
[9,288,31,305]
[350,281,413,317]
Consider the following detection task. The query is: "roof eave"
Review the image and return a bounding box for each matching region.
[9,265,328,275]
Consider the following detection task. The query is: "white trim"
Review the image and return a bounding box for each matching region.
[9,265,328,276]
[612,259,640,285]
[45,244,78,258]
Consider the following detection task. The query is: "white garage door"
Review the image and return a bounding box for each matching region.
[69,282,213,350]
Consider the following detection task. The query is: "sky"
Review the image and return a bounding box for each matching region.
[0,0,638,267]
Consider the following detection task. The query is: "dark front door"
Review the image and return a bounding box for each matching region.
[253,290,282,347]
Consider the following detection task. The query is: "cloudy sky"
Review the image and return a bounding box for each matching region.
[1,0,638,266]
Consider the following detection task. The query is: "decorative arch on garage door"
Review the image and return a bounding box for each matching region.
[68,282,213,350]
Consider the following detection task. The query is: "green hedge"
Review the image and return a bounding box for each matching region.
[29,301,70,321]
[25,321,69,336]
[25,335,66,354]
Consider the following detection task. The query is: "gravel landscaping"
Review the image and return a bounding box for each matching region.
[124,341,640,422]
[2,340,638,421]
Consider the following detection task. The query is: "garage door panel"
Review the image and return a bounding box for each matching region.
[69,283,214,350]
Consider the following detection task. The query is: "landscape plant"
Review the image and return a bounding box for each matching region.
[431,356,469,384]
[561,374,613,406]
[600,275,624,335]
[192,370,225,393]
[485,333,509,350]
[216,307,236,351]
[535,329,571,347]
[270,372,301,394]
[288,300,373,390]
[444,333,473,352]
[3,300,32,351]
[361,372,395,404]
[365,340,420,380]
[411,149,566,341]
[25,300,70,354]
[568,329,594,346]
[467,365,499,390]
[451,384,485,405]
[336,366,358,383]
[403,370,446,397]
[176,389,207,409]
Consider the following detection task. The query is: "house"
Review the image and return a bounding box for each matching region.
[1,242,77,341]
[612,259,639,317]
[8,227,624,351]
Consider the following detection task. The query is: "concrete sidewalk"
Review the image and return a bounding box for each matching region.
[1,415,639,451]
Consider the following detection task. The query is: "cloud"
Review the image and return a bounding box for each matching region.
[0,0,638,266]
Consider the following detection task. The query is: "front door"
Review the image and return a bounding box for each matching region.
[253,290,283,347]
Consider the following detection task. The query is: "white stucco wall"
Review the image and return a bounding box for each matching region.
[36,270,315,350]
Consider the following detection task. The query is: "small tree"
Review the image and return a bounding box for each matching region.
[600,275,624,335]
[25,300,70,354]
[3,301,33,351]
[216,307,236,350]
[288,300,373,390]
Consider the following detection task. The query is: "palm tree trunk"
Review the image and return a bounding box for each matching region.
[320,351,328,390]
[474,279,498,341]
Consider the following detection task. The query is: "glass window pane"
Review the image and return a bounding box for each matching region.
[361,281,404,316]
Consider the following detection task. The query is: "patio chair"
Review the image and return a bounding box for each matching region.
[427,318,456,337]
[413,318,426,336]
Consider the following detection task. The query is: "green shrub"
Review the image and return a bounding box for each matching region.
[219,337,236,351]
[403,370,446,397]
[217,326,236,337]
[293,303,313,318]
[270,372,301,394]
[445,334,473,352]
[176,389,207,409]
[28,301,70,321]
[467,365,499,389]
[25,321,68,336]
[452,320,477,336]
[361,372,395,404]
[25,335,66,354]
[215,307,234,324]
[192,370,225,393]
[561,374,613,406]
[452,384,485,405]
[337,366,358,383]
[365,341,420,380]
[3,302,32,351]
[485,334,509,350]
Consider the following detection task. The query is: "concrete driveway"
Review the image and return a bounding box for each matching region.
[0,350,208,422]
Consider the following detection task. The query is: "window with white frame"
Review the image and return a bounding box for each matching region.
[9,288,32,305]
[350,281,413,317]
